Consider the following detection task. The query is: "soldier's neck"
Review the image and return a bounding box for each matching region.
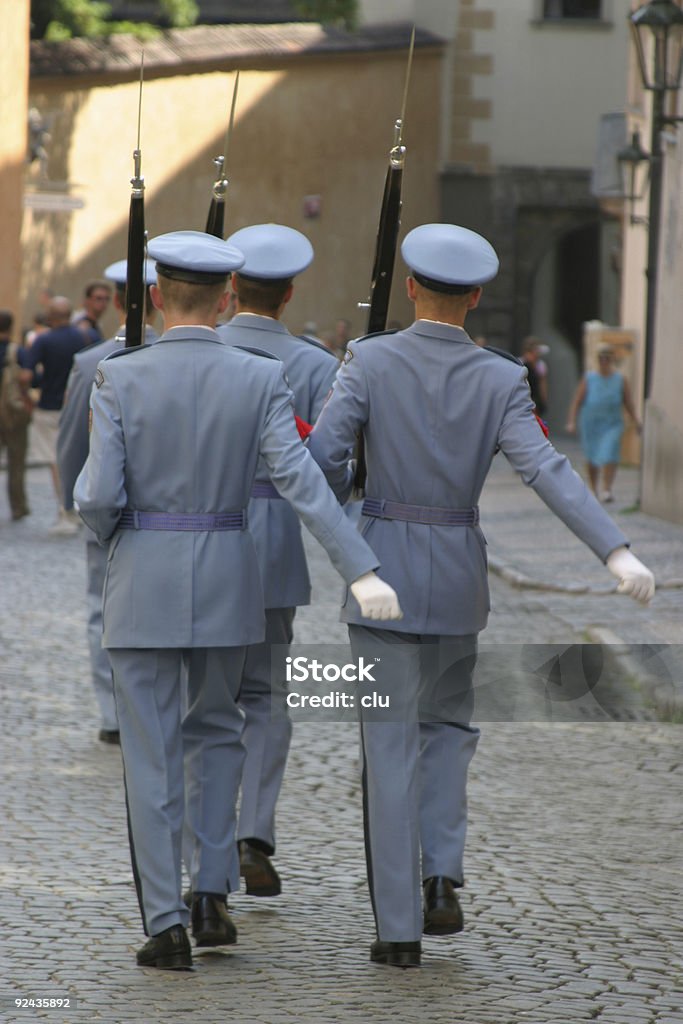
[413,302,467,328]
[235,304,281,321]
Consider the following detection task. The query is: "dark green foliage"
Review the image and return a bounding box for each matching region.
[292,0,358,30]
[30,0,199,40]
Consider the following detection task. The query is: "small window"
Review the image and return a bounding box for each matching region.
[543,0,602,19]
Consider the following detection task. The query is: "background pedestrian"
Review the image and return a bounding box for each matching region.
[0,310,33,521]
[566,343,641,502]
[521,336,549,418]
[23,296,85,533]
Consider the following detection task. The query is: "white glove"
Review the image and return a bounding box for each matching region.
[350,571,403,621]
[606,546,655,604]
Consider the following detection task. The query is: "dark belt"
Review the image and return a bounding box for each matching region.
[250,481,282,500]
[362,498,479,527]
[119,509,247,531]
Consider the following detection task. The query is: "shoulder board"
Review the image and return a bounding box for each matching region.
[79,337,113,357]
[104,345,148,361]
[296,334,338,358]
[483,345,524,367]
[233,345,281,361]
[352,328,400,345]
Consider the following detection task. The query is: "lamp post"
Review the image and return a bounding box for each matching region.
[628,0,683,402]
[617,130,651,224]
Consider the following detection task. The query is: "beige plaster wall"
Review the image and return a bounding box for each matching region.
[370,0,631,175]
[640,130,683,524]
[0,1,30,328]
[620,43,683,524]
[469,0,631,170]
[23,48,441,340]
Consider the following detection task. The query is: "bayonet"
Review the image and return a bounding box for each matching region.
[206,71,240,238]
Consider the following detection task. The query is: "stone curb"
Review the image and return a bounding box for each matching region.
[488,553,683,594]
[487,553,615,595]
[584,625,683,722]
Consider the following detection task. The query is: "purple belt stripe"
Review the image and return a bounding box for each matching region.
[362,498,479,527]
[119,509,247,531]
[250,481,283,500]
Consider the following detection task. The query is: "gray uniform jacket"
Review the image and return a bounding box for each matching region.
[57,325,158,519]
[74,326,378,649]
[218,314,338,607]
[308,320,629,636]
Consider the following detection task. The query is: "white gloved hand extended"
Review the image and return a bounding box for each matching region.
[606,546,655,604]
[350,571,403,621]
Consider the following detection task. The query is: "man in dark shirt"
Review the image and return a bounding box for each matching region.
[71,279,112,345]
[25,296,85,533]
[521,336,549,418]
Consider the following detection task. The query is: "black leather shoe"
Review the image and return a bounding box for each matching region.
[239,840,281,897]
[423,876,464,935]
[136,925,192,970]
[191,893,237,947]
[370,940,421,968]
[98,729,120,745]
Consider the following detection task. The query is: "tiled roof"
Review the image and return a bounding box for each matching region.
[30,22,442,78]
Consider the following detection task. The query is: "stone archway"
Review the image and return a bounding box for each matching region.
[514,205,602,355]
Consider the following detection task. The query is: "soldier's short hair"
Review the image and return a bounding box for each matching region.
[233,274,293,315]
[0,310,13,334]
[157,275,227,315]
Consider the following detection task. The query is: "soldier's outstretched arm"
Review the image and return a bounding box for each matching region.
[307,342,368,502]
[73,364,127,544]
[259,366,401,620]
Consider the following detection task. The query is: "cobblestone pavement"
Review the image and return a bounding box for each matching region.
[0,457,681,1024]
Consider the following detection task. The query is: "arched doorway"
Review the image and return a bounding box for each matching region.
[525,216,620,434]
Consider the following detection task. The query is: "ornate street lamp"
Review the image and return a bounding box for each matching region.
[617,130,651,223]
[628,0,683,401]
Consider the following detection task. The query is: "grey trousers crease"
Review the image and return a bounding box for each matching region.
[349,626,480,943]
[86,542,117,731]
[109,646,246,937]
[238,606,296,853]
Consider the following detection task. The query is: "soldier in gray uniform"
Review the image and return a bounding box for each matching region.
[217,223,339,896]
[307,223,655,968]
[57,258,158,744]
[74,230,401,971]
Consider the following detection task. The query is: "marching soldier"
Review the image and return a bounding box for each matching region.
[217,223,339,896]
[57,258,158,744]
[74,230,401,971]
[308,223,655,968]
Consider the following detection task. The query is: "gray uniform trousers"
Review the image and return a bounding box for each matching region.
[237,606,295,851]
[109,646,246,937]
[349,626,479,943]
[219,315,338,853]
[86,540,117,731]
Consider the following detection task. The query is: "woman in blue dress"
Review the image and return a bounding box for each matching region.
[566,346,641,502]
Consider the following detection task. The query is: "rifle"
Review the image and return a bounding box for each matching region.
[354,26,415,492]
[125,53,145,349]
[205,71,240,238]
